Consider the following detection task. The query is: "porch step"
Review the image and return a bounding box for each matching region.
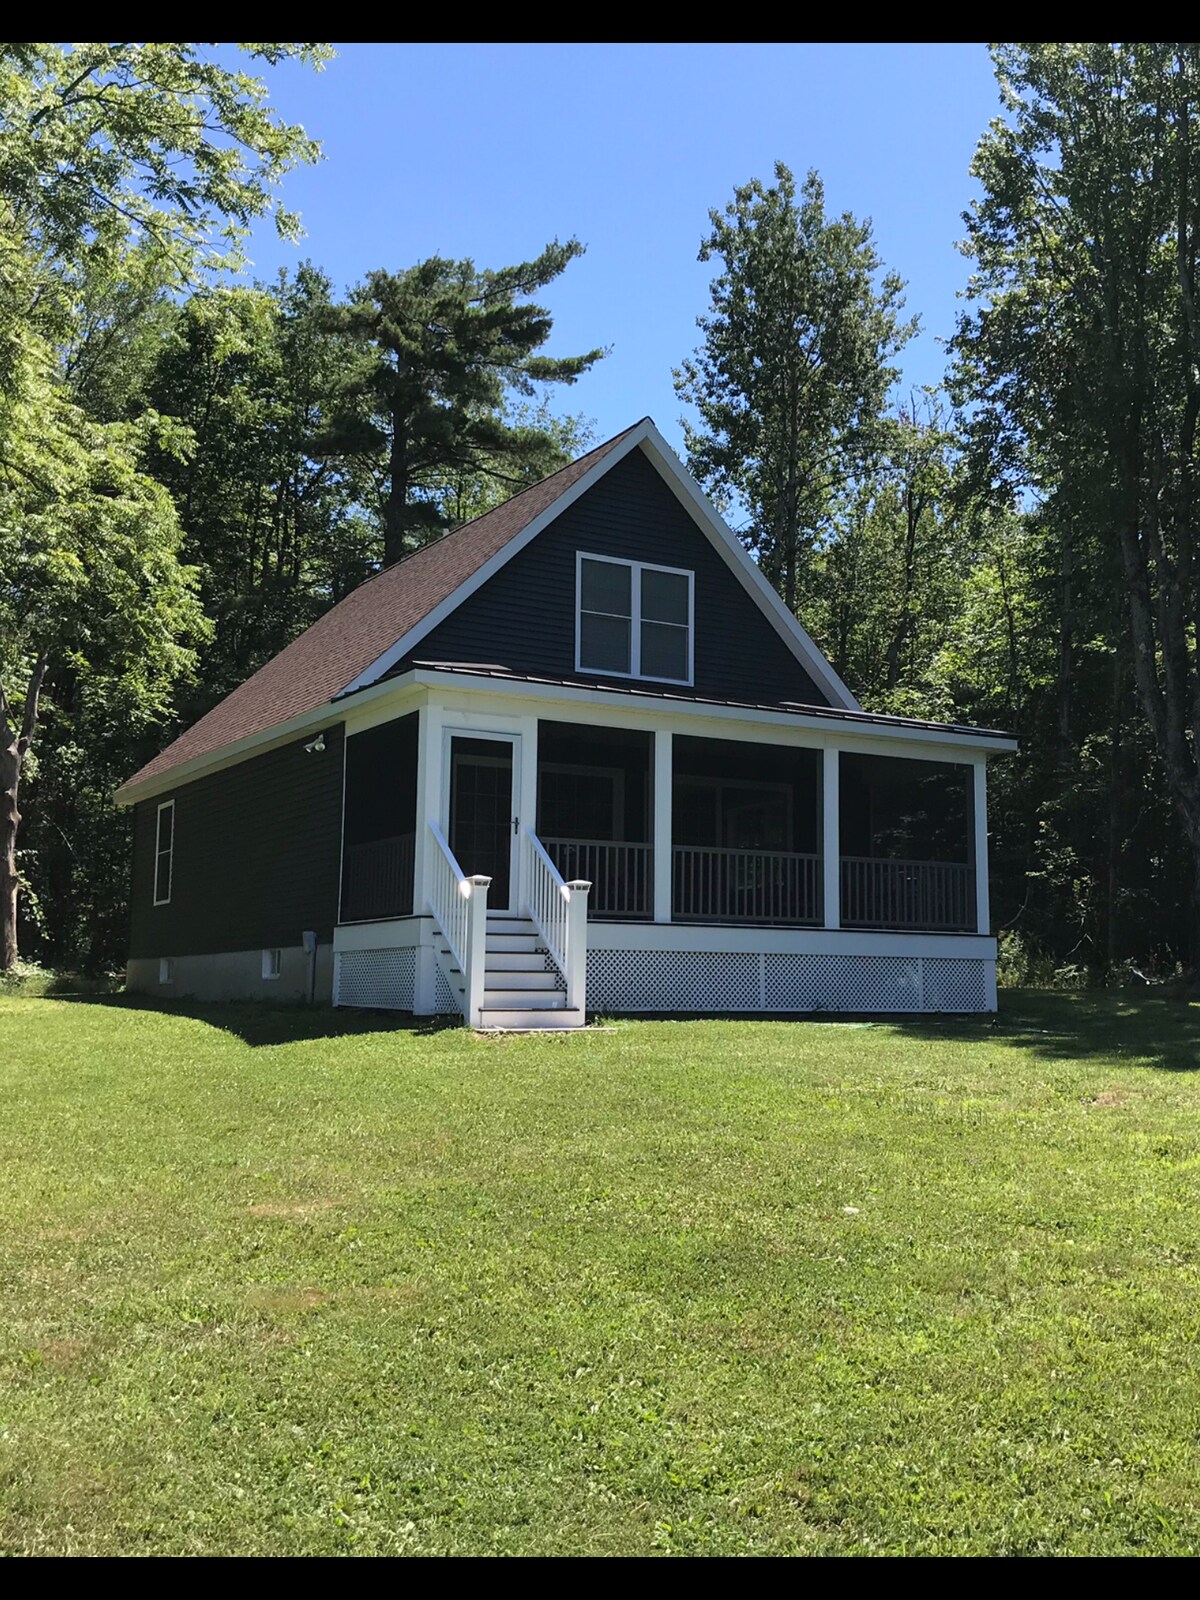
[484,967,559,990]
[479,988,567,1010]
[479,1007,584,1031]
[484,950,551,972]
[484,934,544,954]
[486,915,536,936]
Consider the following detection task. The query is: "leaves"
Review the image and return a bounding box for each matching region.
[319,248,605,565]
[676,162,916,610]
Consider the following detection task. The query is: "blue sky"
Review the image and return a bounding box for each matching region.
[243,42,1001,454]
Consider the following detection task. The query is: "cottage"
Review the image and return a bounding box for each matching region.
[118,419,1015,1028]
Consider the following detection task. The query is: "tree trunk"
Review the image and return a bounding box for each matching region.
[1105,644,1124,971]
[0,659,48,972]
[383,419,409,569]
[1,743,20,972]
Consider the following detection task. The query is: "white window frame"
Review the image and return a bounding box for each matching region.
[158,957,173,985]
[575,551,694,686]
[153,800,175,906]
[262,947,282,980]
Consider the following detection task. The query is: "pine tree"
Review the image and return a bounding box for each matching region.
[319,243,605,566]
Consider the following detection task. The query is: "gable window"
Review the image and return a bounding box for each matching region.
[153,800,174,906]
[576,553,693,685]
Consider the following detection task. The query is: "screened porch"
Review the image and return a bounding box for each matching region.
[535,720,979,933]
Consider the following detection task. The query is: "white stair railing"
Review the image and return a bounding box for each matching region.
[522,827,591,1013]
[427,821,490,1024]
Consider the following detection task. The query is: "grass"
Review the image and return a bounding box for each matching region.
[1,990,1199,1556]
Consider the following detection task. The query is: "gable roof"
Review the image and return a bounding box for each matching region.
[118,424,641,798]
[117,418,859,803]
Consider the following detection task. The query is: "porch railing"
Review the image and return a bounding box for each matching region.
[521,828,591,1011]
[840,856,973,931]
[340,832,415,923]
[427,820,490,1025]
[673,846,822,924]
[542,837,652,919]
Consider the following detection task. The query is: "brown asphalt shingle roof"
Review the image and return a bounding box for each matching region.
[119,423,643,796]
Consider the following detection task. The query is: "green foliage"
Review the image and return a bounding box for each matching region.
[953,42,1200,961]
[675,163,916,609]
[0,353,203,708]
[0,42,329,280]
[3,996,1200,1554]
[0,338,208,968]
[0,42,331,968]
[800,395,969,718]
[319,244,605,564]
[142,267,369,709]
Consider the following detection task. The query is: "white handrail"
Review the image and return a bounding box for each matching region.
[427,821,492,1024]
[522,827,590,1012]
[427,821,470,975]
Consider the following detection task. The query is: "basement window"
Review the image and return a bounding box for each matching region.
[262,948,282,980]
[576,553,693,685]
[153,800,174,905]
[158,957,173,985]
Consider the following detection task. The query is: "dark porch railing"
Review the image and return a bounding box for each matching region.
[543,837,653,918]
[673,845,821,925]
[340,832,416,923]
[840,855,973,931]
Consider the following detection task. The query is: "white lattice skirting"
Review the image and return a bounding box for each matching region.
[587,950,991,1014]
[335,947,416,1010]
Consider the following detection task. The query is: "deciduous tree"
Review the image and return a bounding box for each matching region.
[675,163,915,612]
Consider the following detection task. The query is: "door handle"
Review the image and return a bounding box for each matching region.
[513,816,519,836]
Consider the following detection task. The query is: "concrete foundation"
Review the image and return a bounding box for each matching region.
[126,943,334,1005]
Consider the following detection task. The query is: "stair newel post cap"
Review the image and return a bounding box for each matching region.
[467,874,492,890]
[566,880,592,895]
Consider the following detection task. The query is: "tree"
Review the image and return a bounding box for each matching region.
[0,42,330,968]
[952,43,1200,964]
[802,394,968,717]
[0,43,329,357]
[319,244,605,566]
[0,352,205,969]
[675,163,916,611]
[144,268,368,711]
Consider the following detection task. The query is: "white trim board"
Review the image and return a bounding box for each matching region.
[419,673,1016,758]
[118,660,1012,810]
[585,923,997,958]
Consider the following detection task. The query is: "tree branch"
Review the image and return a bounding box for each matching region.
[16,657,49,758]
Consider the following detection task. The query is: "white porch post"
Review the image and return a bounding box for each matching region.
[823,746,840,930]
[973,757,990,935]
[413,698,444,1014]
[464,875,491,1027]
[516,713,539,913]
[653,728,673,923]
[565,880,591,1011]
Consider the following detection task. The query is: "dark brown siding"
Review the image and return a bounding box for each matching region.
[129,725,344,959]
[406,449,830,707]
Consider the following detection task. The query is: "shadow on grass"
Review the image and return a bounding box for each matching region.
[52,992,459,1049]
[875,987,1200,1074]
[36,986,1200,1072]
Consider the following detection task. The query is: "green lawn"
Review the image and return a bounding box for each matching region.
[1,991,1199,1556]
